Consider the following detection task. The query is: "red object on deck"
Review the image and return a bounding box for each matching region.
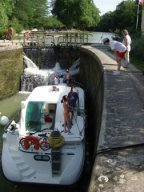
[45,115,52,123]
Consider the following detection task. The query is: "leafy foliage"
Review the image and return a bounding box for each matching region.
[12,0,48,29]
[0,0,49,34]
[0,0,14,30]
[97,0,139,33]
[131,36,144,59]
[51,0,100,29]
[0,0,143,36]
[40,16,64,29]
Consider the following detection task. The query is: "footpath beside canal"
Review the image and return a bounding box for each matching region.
[88,46,144,192]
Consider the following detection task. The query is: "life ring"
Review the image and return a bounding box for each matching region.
[48,131,64,148]
[40,141,50,151]
[23,135,39,150]
[39,138,50,151]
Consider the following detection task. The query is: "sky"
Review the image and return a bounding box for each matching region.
[94,0,123,15]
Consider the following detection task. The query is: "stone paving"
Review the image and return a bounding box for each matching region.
[0,39,23,46]
[88,46,144,192]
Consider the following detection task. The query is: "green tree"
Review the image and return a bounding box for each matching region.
[12,0,35,28]
[51,0,100,29]
[0,0,14,30]
[12,0,48,29]
[97,11,115,32]
[29,0,49,28]
[113,0,138,32]
[40,16,64,29]
[97,0,138,33]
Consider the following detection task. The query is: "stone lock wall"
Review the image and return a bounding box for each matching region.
[54,45,80,68]
[80,46,104,160]
[0,46,23,100]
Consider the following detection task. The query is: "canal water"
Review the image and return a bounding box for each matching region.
[0,32,113,192]
[88,32,114,44]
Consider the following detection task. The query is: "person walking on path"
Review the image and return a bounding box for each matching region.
[103,38,127,75]
[122,29,132,68]
[66,69,71,85]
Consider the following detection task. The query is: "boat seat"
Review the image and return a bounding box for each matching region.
[41,114,54,130]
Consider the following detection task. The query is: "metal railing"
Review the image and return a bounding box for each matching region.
[21,31,91,47]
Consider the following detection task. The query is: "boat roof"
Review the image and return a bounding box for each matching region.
[25,85,84,103]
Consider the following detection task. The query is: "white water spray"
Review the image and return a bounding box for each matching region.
[21,54,80,92]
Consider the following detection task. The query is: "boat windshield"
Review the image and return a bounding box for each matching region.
[26,101,56,132]
[26,101,43,132]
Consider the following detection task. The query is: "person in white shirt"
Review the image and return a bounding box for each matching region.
[103,38,127,75]
[122,29,132,67]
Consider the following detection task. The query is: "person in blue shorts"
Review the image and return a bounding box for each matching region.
[68,86,79,124]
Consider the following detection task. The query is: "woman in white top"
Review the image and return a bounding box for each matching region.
[122,29,132,67]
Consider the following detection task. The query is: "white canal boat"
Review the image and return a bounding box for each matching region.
[1,84,86,185]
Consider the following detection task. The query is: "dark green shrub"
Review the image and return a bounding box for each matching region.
[131,36,144,59]
[0,29,7,39]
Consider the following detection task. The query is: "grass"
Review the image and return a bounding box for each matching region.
[131,54,144,71]
[0,93,28,118]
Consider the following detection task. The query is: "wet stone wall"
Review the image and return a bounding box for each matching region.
[23,45,80,70]
[80,46,104,162]
[0,46,23,100]
[54,45,80,68]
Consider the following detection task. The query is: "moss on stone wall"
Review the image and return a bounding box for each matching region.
[0,46,23,100]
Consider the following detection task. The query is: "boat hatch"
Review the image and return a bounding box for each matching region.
[26,101,56,132]
[52,148,61,175]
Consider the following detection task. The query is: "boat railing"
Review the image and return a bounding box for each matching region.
[69,79,85,90]
[72,109,85,136]
[3,110,20,134]
[21,31,90,47]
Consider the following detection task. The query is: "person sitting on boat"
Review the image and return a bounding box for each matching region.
[61,95,71,133]
[66,69,71,85]
[68,86,79,124]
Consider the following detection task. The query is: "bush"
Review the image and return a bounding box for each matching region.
[0,29,7,39]
[131,36,144,59]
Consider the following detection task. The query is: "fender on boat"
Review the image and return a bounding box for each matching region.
[23,135,39,150]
